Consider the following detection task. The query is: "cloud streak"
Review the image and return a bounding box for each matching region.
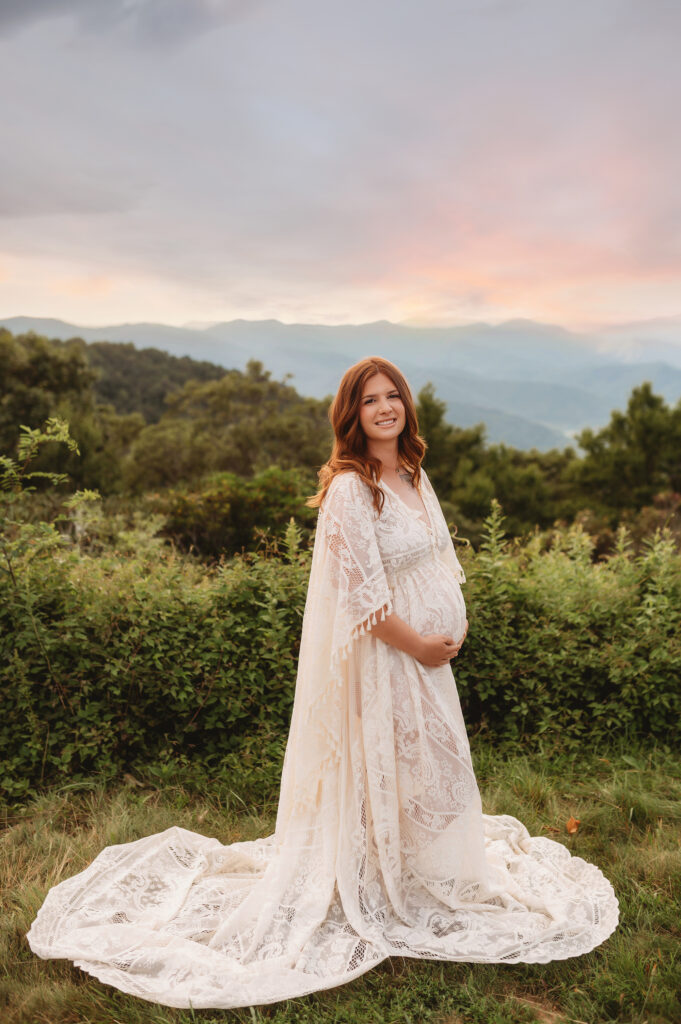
[0,0,680,326]
[0,0,260,44]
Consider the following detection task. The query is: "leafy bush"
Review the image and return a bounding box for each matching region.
[2,480,680,804]
[156,465,318,558]
[454,501,681,747]
[121,360,332,492]
[0,519,310,801]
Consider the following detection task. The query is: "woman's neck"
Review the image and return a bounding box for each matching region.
[366,439,400,472]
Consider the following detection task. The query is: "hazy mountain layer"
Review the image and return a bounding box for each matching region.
[4,315,681,451]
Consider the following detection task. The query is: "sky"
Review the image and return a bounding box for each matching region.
[1,0,680,329]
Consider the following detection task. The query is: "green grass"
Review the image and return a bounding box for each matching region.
[2,739,680,1024]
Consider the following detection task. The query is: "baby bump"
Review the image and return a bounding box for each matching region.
[388,558,467,644]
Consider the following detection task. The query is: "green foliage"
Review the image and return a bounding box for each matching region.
[417,379,681,549]
[0,421,105,771]
[122,359,332,491]
[1,417,80,492]
[455,503,681,748]
[4,327,681,551]
[416,383,580,543]
[0,539,310,801]
[572,491,681,561]
[574,382,681,514]
[157,465,319,558]
[0,425,318,801]
[0,330,145,495]
[3,339,681,807]
[0,330,95,456]
[73,337,229,421]
[0,331,331,499]
[2,489,680,804]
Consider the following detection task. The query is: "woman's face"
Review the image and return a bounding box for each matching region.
[358,372,406,442]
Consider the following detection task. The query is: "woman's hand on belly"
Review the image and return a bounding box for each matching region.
[370,609,456,665]
[417,633,460,667]
[418,618,469,667]
[367,610,469,666]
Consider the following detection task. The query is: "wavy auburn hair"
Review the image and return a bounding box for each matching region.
[306,356,427,516]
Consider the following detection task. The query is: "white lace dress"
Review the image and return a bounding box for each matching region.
[26,469,619,1009]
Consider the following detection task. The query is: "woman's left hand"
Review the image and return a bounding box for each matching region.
[451,619,469,658]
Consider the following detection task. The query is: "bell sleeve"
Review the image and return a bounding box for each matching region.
[275,471,393,826]
[317,471,394,660]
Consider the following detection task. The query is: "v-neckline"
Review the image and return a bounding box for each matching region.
[380,474,433,532]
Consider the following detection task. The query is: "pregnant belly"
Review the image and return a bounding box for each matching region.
[389,558,467,645]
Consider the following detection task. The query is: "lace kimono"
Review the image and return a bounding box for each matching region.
[26,469,619,1009]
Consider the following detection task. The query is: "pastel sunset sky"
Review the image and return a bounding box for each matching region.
[1,0,680,329]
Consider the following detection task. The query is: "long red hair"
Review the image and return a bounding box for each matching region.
[306,356,427,515]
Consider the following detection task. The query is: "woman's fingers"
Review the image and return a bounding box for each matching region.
[434,622,469,663]
[420,633,468,666]
[443,637,458,664]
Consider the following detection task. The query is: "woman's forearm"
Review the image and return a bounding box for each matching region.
[369,609,424,660]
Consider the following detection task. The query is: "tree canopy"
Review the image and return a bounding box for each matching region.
[1,327,680,548]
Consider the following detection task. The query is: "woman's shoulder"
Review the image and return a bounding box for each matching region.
[325,469,361,499]
[323,470,374,511]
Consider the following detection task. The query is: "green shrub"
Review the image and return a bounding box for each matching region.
[0,521,310,801]
[454,502,681,748]
[156,465,318,558]
[2,494,680,805]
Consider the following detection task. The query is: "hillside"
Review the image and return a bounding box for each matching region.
[70,339,228,422]
[4,315,681,450]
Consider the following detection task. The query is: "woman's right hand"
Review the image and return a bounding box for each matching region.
[417,633,459,667]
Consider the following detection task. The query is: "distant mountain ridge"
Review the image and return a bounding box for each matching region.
[3,314,681,451]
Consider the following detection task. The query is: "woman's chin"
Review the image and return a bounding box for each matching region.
[368,428,400,440]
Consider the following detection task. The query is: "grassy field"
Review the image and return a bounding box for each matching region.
[2,738,679,1024]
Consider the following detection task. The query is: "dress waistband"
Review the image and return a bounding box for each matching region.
[384,550,440,583]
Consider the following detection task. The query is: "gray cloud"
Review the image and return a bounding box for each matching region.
[0,0,73,32]
[0,0,259,43]
[1,0,680,323]
[0,176,138,219]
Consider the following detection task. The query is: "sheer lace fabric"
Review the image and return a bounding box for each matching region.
[27,469,619,1009]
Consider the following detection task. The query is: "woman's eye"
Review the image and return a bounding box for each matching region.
[364,394,400,404]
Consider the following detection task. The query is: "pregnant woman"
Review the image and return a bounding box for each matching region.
[27,356,619,1009]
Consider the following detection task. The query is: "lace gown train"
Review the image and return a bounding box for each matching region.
[26,469,619,1009]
